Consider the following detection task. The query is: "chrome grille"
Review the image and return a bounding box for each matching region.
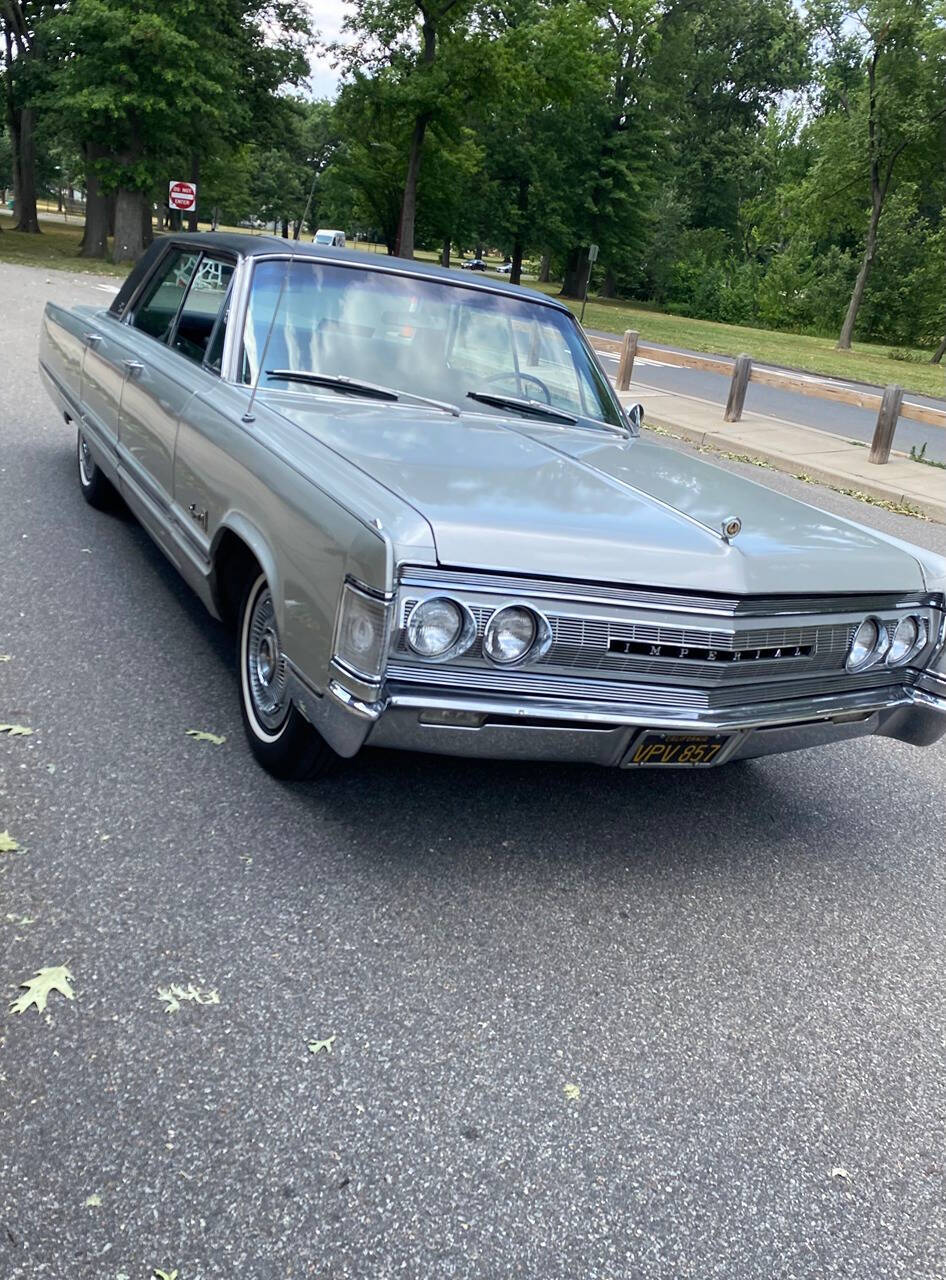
[398,597,878,684]
[394,571,940,706]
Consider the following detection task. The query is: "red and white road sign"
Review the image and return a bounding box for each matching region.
[168,180,197,212]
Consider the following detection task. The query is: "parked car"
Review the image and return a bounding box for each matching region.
[461,258,488,271]
[498,260,513,274]
[313,228,346,248]
[39,233,946,779]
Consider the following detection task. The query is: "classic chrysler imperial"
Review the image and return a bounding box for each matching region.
[39,234,946,778]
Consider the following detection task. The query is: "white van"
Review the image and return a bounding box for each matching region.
[313,229,346,248]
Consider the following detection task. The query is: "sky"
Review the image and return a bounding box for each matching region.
[308,0,347,99]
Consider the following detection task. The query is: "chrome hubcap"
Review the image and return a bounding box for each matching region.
[246,586,288,732]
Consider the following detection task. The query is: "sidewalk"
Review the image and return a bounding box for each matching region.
[616,381,946,524]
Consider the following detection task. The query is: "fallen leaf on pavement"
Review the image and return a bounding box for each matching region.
[157,983,220,1014]
[563,1083,581,1101]
[831,1166,852,1182]
[153,1270,178,1280]
[0,830,20,853]
[84,1194,102,1207]
[0,724,33,737]
[10,965,75,1014]
[185,729,226,745]
[0,655,11,663]
[308,1035,337,1055]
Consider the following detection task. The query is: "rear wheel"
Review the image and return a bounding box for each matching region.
[238,571,341,780]
[77,427,118,510]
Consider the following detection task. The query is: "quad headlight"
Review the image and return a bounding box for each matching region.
[846,618,886,672]
[886,614,927,667]
[406,596,475,660]
[483,604,551,666]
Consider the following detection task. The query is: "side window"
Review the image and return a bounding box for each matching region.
[131,250,200,342]
[171,256,235,367]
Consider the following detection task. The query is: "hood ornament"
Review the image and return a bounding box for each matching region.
[721,516,742,543]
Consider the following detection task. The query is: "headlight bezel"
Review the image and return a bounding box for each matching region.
[405,595,476,663]
[482,602,552,667]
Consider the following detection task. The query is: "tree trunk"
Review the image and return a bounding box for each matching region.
[108,193,117,236]
[292,219,301,241]
[510,239,524,287]
[78,144,108,259]
[599,270,617,298]
[395,112,429,259]
[141,197,153,250]
[11,106,40,233]
[281,217,289,239]
[838,197,883,350]
[931,336,946,364]
[561,245,590,299]
[186,152,199,232]
[538,253,550,283]
[509,174,529,286]
[112,188,146,264]
[440,238,450,268]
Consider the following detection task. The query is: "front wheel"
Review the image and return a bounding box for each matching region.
[77,428,118,510]
[238,572,341,780]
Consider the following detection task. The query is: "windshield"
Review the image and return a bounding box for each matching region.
[241,259,622,427]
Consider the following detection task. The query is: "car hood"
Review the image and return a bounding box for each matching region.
[271,398,927,595]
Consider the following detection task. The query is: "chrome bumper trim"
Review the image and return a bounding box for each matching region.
[381,684,924,734]
[290,663,946,765]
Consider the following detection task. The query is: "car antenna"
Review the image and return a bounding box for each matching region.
[243,255,293,424]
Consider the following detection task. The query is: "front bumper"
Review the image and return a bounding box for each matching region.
[290,666,946,767]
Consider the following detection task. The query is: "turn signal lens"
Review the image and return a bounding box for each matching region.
[333,581,393,681]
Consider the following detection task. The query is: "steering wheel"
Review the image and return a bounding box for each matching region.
[482,370,553,403]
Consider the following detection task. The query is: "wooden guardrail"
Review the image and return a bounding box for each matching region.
[594,329,946,466]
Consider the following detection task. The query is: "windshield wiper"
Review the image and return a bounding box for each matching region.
[266,370,460,416]
[466,391,578,424]
[266,371,397,400]
[468,390,629,437]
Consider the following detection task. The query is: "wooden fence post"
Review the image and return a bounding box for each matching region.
[616,329,638,391]
[869,384,903,464]
[723,354,752,422]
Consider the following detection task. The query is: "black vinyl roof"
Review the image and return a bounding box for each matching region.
[110,231,570,318]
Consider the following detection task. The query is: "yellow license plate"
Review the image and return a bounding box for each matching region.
[624,732,731,768]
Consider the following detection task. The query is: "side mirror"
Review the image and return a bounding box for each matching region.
[626,402,645,432]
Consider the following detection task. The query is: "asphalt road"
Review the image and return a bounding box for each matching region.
[2,262,946,1280]
[592,334,946,465]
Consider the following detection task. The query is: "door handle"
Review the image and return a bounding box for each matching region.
[123,360,144,376]
[83,332,102,345]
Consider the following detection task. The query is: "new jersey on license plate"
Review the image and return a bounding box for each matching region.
[624,731,731,767]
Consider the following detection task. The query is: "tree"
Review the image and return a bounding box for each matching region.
[807,0,946,349]
[330,0,480,258]
[1,0,51,233]
[47,0,310,261]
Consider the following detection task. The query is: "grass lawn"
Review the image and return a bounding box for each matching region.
[0,214,130,277]
[530,285,946,402]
